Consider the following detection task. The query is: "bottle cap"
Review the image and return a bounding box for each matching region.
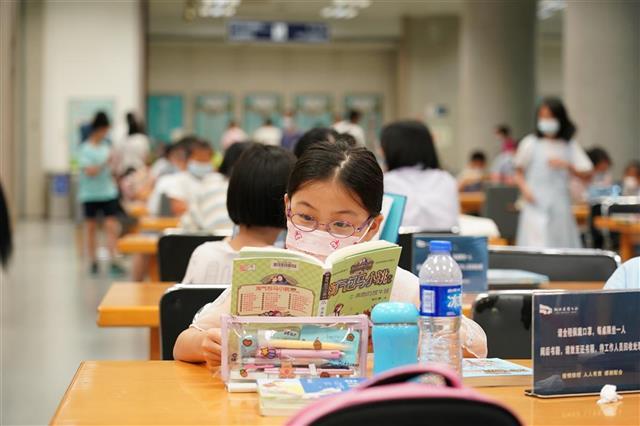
[429,240,452,253]
[371,302,419,324]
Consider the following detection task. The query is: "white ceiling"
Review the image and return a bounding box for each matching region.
[147,0,562,41]
[148,0,464,40]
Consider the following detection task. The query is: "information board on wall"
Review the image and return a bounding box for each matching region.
[531,290,640,397]
[147,95,184,145]
[228,21,329,43]
[194,93,234,152]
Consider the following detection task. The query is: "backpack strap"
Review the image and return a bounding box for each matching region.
[360,364,463,389]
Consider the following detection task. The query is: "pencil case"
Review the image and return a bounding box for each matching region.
[221,314,369,392]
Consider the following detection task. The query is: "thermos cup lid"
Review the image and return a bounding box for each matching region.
[371,302,419,324]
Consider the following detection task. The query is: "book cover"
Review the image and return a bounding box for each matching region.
[258,377,366,416]
[410,235,488,293]
[462,358,532,387]
[230,241,401,317]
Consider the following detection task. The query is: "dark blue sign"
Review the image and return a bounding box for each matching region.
[407,235,488,293]
[532,290,640,397]
[228,21,329,43]
[51,174,70,196]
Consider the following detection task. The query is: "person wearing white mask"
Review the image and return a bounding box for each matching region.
[165,139,217,216]
[514,98,593,248]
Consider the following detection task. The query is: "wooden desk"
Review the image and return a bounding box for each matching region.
[51,360,639,426]
[595,216,640,261]
[459,192,587,225]
[97,282,173,359]
[117,234,160,281]
[139,216,180,232]
[117,234,159,255]
[572,204,589,226]
[459,192,485,214]
[126,202,148,219]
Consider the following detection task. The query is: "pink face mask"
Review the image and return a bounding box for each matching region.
[285,219,371,261]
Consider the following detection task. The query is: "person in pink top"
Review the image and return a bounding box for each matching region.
[221,120,248,150]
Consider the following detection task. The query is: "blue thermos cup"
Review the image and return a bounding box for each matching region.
[371,302,420,375]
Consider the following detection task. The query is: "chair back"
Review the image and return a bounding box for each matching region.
[472,291,533,358]
[488,246,620,281]
[481,186,519,242]
[158,230,230,282]
[602,196,640,216]
[159,284,228,360]
[379,193,407,243]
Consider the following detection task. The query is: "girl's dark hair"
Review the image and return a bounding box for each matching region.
[380,120,440,171]
[288,140,383,216]
[219,142,250,178]
[227,144,295,228]
[126,112,145,135]
[91,111,110,132]
[587,147,611,166]
[293,127,339,158]
[535,97,576,141]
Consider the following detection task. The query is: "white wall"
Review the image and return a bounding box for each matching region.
[40,0,143,171]
[399,16,461,171]
[147,40,397,137]
[536,39,563,100]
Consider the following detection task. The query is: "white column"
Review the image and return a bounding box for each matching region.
[458,0,536,164]
[397,16,461,169]
[564,1,640,175]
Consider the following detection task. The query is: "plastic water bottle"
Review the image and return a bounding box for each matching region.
[418,240,463,375]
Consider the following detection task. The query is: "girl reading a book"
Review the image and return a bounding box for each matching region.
[174,140,488,370]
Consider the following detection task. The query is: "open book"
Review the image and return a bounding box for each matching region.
[230,240,402,317]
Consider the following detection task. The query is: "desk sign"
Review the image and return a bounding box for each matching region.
[531,290,640,397]
[228,21,329,43]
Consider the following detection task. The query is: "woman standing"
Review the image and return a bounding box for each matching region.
[515,98,593,248]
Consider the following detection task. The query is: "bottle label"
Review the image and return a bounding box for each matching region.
[419,284,461,317]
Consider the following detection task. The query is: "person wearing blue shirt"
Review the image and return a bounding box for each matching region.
[78,112,124,276]
[604,257,640,289]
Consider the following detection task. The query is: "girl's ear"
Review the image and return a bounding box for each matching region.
[283,193,290,210]
[363,214,384,242]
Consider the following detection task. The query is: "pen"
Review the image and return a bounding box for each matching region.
[266,339,347,351]
[258,348,343,360]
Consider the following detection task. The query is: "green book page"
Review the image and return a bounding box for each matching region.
[319,246,401,316]
[231,256,326,316]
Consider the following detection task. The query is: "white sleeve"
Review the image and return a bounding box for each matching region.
[191,287,231,329]
[604,258,640,290]
[569,140,594,172]
[514,135,536,169]
[165,175,187,201]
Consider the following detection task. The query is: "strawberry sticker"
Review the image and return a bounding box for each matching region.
[330,240,340,250]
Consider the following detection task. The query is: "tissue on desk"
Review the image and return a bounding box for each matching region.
[597,384,623,404]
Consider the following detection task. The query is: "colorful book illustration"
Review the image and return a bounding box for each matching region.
[231,241,402,317]
[257,377,366,416]
[462,358,532,387]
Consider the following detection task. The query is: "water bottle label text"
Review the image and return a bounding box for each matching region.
[419,284,462,317]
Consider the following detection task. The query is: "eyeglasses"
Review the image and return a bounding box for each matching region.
[287,209,372,239]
